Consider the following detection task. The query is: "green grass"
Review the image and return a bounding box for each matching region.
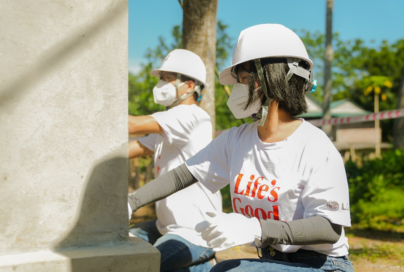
[346,227,404,266]
[349,243,404,265]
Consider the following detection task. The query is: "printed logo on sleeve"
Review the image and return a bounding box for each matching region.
[326,201,339,211]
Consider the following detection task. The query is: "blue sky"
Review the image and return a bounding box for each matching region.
[129,0,404,74]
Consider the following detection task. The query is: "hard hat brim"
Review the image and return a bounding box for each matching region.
[219,55,314,86]
[150,69,160,78]
[150,68,208,90]
[219,66,237,85]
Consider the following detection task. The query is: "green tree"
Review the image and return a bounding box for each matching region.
[349,40,404,141]
[300,30,404,141]
[128,65,163,116]
[299,31,367,102]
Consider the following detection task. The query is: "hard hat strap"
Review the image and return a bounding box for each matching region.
[168,73,199,108]
[254,59,269,99]
[254,59,271,127]
[176,73,182,98]
[286,58,311,81]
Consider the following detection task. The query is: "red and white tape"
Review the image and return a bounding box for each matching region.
[308,109,404,127]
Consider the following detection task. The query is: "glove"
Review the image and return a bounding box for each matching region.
[195,211,262,251]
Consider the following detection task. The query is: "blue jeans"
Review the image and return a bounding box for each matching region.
[211,246,354,272]
[130,220,215,272]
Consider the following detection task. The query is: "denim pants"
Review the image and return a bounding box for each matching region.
[130,220,215,272]
[210,246,354,272]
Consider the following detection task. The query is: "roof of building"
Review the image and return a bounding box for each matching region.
[298,94,371,118]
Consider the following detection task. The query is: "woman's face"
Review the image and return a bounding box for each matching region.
[237,62,251,85]
[236,62,263,99]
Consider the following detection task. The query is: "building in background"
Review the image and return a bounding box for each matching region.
[300,95,390,158]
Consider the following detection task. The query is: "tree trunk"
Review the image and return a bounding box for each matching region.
[393,65,404,149]
[322,0,334,138]
[182,0,218,137]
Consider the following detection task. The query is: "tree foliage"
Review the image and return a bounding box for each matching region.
[300,31,404,140]
[346,149,404,231]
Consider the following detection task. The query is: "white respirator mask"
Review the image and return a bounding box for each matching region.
[153,79,187,107]
[227,83,262,119]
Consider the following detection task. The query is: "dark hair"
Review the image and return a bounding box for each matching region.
[243,58,309,116]
[180,74,203,101]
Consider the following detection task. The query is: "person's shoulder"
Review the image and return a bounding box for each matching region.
[300,120,331,142]
[170,104,209,118]
[299,120,340,158]
[189,104,211,118]
[221,122,256,140]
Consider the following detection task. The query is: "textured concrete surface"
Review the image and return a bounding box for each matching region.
[0,0,160,271]
[0,237,160,272]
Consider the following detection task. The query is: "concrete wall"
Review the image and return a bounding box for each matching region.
[0,0,159,271]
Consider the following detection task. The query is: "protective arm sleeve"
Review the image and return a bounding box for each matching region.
[258,216,342,246]
[127,163,197,212]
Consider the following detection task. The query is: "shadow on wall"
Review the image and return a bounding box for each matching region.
[52,156,162,272]
[0,0,126,115]
[54,156,129,250]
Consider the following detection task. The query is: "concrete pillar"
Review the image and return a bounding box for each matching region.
[0,1,160,271]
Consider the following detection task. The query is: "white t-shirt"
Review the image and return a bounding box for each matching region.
[186,120,351,256]
[138,104,222,247]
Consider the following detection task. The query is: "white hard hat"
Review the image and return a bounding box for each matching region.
[150,49,207,89]
[219,24,313,85]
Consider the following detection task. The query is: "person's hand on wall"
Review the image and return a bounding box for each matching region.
[195,211,261,251]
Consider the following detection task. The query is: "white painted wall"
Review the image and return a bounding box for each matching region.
[0,0,131,253]
[0,2,159,271]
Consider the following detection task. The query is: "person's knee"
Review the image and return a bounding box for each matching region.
[129,220,160,244]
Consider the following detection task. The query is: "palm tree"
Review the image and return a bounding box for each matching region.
[362,75,393,156]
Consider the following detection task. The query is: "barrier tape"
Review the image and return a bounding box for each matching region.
[214,109,404,136]
[308,109,404,127]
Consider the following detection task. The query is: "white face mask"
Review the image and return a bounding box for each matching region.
[227,83,262,119]
[153,79,186,106]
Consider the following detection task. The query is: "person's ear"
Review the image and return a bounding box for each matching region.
[185,80,195,93]
[255,78,261,89]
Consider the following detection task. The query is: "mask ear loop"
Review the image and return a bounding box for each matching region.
[168,73,197,108]
[254,59,273,127]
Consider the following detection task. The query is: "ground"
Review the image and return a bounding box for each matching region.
[130,204,404,271]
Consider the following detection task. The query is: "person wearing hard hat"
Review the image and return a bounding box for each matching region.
[128,49,222,271]
[128,25,353,272]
